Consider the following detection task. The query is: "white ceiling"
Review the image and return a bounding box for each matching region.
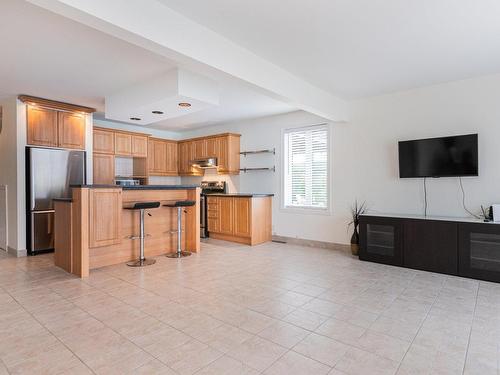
[0,0,294,130]
[160,0,500,99]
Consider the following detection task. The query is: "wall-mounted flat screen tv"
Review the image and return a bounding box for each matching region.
[398,134,478,178]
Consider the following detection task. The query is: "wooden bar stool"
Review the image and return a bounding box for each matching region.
[125,201,160,267]
[164,200,196,258]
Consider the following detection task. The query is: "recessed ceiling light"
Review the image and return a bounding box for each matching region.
[178,102,191,108]
[152,110,164,114]
[130,117,141,121]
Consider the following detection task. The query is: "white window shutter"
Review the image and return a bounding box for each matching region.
[284,125,329,209]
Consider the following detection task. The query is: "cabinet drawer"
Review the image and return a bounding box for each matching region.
[206,197,218,204]
[207,202,219,210]
[207,210,219,218]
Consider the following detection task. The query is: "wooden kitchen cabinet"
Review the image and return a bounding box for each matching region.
[148,138,166,174]
[93,154,115,185]
[216,134,240,174]
[193,139,207,159]
[207,195,272,245]
[57,111,86,149]
[27,106,59,147]
[206,137,219,158]
[27,106,86,149]
[177,134,240,176]
[131,135,148,157]
[207,196,220,233]
[233,198,251,237]
[178,141,203,176]
[218,197,234,235]
[165,141,178,175]
[89,188,122,248]
[93,128,115,154]
[114,133,132,156]
[148,138,178,176]
[23,96,94,150]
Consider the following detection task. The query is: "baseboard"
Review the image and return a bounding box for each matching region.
[7,246,27,257]
[271,235,350,252]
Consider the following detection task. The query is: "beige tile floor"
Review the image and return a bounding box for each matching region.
[0,239,499,374]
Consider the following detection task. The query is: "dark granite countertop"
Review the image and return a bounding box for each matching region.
[204,193,274,197]
[70,184,200,190]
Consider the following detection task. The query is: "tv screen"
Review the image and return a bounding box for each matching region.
[398,134,478,178]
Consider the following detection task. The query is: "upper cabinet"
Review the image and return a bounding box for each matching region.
[114,133,132,156]
[177,141,203,176]
[93,128,115,154]
[27,106,86,150]
[58,111,86,149]
[132,135,148,158]
[22,95,95,150]
[27,106,58,147]
[148,138,178,176]
[177,134,241,176]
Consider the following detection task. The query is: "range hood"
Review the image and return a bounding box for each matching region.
[191,158,218,168]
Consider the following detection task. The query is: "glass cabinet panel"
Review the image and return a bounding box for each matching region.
[470,232,500,272]
[366,224,395,256]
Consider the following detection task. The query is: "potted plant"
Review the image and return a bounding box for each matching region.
[348,200,367,256]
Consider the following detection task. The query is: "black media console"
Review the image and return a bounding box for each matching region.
[359,214,500,283]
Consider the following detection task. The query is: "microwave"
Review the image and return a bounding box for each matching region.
[115,179,140,186]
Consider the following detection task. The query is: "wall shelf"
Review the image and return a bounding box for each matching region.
[240,166,275,173]
[240,148,275,156]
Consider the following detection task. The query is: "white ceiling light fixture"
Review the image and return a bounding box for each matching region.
[105,68,219,125]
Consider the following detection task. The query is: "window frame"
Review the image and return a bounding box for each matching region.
[281,123,332,215]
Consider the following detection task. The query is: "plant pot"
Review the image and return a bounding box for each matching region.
[350,224,359,256]
[350,243,359,256]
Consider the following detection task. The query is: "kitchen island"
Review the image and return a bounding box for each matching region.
[54,185,200,277]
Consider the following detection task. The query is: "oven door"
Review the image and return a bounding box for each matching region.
[200,194,208,238]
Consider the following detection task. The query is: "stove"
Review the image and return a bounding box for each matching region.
[200,181,226,238]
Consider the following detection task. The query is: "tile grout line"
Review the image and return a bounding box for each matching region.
[70,272,229,373]
[392,274,442,375]
[4,290,97,375]
[461,280,480,375]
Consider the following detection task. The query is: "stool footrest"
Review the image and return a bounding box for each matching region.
[128,234,152,240]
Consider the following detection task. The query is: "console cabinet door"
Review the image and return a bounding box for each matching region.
[359,216,403,266]
[404,220,458,275]
[459,223,500,283]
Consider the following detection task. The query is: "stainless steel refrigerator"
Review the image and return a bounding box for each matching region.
[26,147,86,255]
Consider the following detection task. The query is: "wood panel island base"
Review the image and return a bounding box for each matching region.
[207,194,273,245]
[54,185,200,277]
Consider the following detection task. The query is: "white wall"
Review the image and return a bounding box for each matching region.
[180,74,500,244]
[0,97,26,255]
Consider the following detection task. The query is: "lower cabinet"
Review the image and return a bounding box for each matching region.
[207,196,272,245]
[360,215,500,283]
[359,216,403,266]
[459,223,500,283]
[88,188,122,248]
[404,219,458,275]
